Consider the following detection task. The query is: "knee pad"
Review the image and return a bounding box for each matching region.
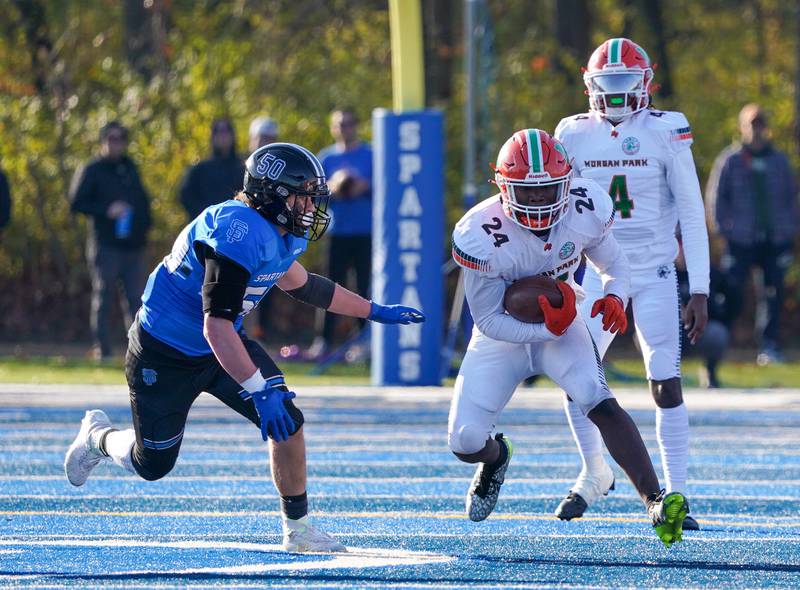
[132,445,178,481]
[285,399,305,435]
[649,377,683,408]
[448,423,489,455]
[645,349,680,382]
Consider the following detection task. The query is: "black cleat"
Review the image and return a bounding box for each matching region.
[465,433,513,522]
[682,509,700,530]
[682,515,700,530]
[555,492,588,521]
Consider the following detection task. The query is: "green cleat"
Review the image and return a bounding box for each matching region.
[649,490,688,548]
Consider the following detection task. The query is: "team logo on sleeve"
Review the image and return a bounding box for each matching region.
[226,219,249,243]
[559,241,576,260]
[622,136,640,155]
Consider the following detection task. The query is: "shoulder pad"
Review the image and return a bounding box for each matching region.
[451,199,507,273]
[555,113,594,140]
[569,178,615,236]
[203,203,277,273]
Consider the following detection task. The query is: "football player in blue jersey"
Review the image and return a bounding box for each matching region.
[64,142,425,553]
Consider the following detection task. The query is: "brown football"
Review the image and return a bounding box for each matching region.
[503,275,563,323]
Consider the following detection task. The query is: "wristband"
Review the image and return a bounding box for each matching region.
[239,369,267,393]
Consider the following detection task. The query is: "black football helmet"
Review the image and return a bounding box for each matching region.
[243,143,331,241]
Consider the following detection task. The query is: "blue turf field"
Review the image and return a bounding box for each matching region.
[2,384,800,588]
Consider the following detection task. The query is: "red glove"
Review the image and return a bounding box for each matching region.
[538,281,577,336]
[591,294,628,333]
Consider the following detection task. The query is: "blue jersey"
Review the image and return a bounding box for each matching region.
[139,200,308,355]
[318,142,373,236]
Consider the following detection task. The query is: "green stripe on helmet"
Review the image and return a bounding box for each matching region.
[527,129,542,173]
[609,38,621,64]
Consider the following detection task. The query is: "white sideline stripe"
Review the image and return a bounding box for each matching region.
[6,493,800,502]
[4,384,800,413]
[0,538,452,573]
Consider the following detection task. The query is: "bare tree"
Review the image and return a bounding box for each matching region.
[423,0,457,105]
[554,0,591,77]
[639,0,673,101]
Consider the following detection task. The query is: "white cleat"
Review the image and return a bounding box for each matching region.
[282,517,347,553]
[64,410,112,486]
[555,460,615,520]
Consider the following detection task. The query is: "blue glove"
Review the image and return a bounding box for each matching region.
[368,302,426,325]
[251,387,297,442]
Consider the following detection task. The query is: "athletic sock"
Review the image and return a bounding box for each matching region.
[102,428,137,474]
[281,492,308,521]
[656,403,689,494]
[486,435,509,472]
[564,398,606,473]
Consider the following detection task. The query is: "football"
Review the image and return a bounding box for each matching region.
[503,275,563,323]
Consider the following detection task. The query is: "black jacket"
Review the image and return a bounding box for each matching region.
[0,168,10,231]
[69,156,151,249]
[178,154,245,220]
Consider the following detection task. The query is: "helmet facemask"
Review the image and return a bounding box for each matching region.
[284,178,331,241]
[497,173,571,231]
[246,177,331,241]
[585,68,653,120]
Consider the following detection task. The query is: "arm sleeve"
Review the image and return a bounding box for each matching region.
[583,229,630,302]
[463,270,557,344]
[68,164,107,217]
[179,166,202,219]
[134,166,152,232]
[198,243,251,321]
[780,154,800,232]
[0,171,10,230]
[704,152,729,237]
[669,147,710,295]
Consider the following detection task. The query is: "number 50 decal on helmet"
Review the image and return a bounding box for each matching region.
[493,129,572,231]
[583,38,655,120]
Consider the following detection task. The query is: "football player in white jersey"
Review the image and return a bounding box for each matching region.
[553,38,709,530]
[449,128,689,547]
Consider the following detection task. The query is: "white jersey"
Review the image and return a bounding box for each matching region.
[555,109,709,295]
[451,177,630,344]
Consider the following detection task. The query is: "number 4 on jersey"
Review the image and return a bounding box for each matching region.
[608,175,634,218]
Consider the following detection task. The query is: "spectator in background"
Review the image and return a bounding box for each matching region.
[247,116,280,342]
[0,165,10,237]
[676,249,731,388]
[69,121,152,361]
[179,117,245,221]
[308,109,373,359]
[706,104,799,365]
[249,116,279,152]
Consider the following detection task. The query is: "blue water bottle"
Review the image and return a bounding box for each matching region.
[115,207,133,239]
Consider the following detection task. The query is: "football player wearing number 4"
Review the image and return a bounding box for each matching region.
[449,128,689,547]
[64,143,424,553]
[554,38,709,530]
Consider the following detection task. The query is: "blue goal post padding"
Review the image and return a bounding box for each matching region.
[371,109,444,386]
